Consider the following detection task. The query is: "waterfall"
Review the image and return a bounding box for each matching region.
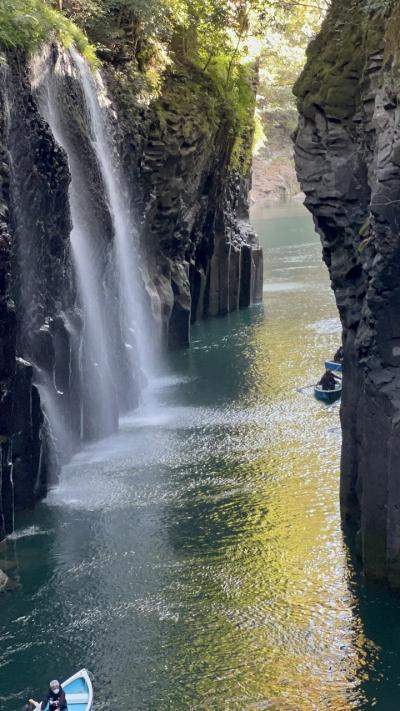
[69,47,158,387]
[34,60,120,441]
[30,42,160,455]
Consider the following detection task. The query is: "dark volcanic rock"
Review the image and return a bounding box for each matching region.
[294,1,400,586]
[109,61,263,348]
[0,45,262,536]
[0,51,76,536]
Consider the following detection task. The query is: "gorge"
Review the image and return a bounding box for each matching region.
[4,0,400,708]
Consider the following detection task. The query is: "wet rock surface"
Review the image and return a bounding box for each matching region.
[294,1,400,586]
[0,52,74,538]
[0,568,9,591]
[0,47,262,535]
[110,62,263,347]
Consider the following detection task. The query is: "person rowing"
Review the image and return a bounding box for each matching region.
[40,680,67,711]
[318,369,339,391]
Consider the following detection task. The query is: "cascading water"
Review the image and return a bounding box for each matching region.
[30,42,161,457]
[0,42,165,539]
[69,47,159,392]
[32,53,120,441]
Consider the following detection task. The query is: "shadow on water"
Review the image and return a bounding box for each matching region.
[340,525,400,711]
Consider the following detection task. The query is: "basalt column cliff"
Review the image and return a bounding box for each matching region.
[294,0,400,586]
[0,39,262,540]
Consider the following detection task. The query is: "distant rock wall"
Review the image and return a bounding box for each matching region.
[294,1,400,587]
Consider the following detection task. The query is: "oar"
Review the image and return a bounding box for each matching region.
[296,382,317,393]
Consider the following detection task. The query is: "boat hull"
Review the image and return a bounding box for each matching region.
[324,360,342,372]
[63,669,93,711]
[314,384,342,403]
[31,669,92,711]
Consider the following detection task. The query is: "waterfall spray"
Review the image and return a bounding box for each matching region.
[32,42,162,453]
[69,47,158,391]
[34,53,120,440]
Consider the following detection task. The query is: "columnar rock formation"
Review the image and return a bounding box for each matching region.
[111,61,263,347]
[0,44,262,539]
[0,54,74,540]
[294,0,400,586]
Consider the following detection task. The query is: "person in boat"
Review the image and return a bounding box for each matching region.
[334,345,343,363]
[40,680,67,711]
[318,369,338,391]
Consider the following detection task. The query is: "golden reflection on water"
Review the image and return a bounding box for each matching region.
[165,213,378,710]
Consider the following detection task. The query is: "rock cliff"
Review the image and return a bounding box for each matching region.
[0,52,74,540]
[0,44,262,539]
[294,0,400,586]
[108,58,263,347]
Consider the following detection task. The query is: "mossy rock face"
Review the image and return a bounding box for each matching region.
[293,0,390,123]
[326,86,357,108]
[324,103,355,120]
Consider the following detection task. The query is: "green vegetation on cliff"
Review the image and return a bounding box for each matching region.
[0,0,268,171]
[0,0,97,65]
[66,0,269,170]
[252,2,326,201]
[293,0,394,122]
[0,0,328,187]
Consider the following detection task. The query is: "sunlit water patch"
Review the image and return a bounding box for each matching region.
[263,281,306,292]
[309,317,342,334]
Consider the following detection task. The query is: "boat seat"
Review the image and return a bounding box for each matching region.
[65,694,89,704]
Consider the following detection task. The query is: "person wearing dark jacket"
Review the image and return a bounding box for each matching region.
[318,370,337,391]
[334,346,343,363]
[41,680,67,711]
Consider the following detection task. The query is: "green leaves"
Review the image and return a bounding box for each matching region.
[256,1,326,159]
[0,0,328,177]
[0,0,98,66]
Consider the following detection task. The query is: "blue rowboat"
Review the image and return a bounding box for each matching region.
[325,360,342,372]
[63,669,93,711]
[314,381,342,403]
[33,670,93,711]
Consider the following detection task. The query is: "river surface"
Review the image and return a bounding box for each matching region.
[2,203,400,710]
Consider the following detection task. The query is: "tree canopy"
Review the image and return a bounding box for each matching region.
[257,1,327,154]
[61,0,327,82]
[0,0,327,182]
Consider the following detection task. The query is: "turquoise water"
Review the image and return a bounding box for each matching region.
[1,203,400,710]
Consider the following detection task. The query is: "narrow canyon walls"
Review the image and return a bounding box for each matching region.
[110,59,263,348]
[294,0,400,586]
[0,53,74,539]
